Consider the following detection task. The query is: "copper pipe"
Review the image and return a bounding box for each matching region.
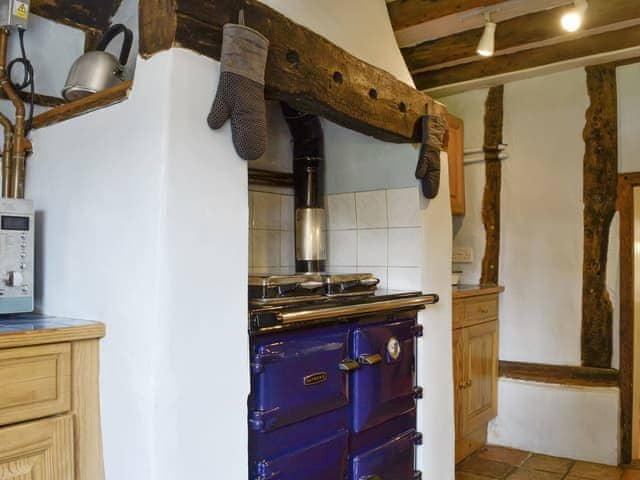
[0,112,13,197]
[0,28,29,199]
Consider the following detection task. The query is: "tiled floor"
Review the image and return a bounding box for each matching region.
[456,446,640,480]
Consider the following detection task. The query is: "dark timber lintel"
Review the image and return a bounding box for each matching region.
[139,0,447,144]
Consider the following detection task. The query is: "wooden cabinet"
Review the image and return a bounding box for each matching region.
[0,415,73,480]
[0,319,105,480]
[453,288,502,463]
[446,113,465,216]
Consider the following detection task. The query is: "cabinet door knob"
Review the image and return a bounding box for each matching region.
[479,307,489,313]
[359,353,383,366]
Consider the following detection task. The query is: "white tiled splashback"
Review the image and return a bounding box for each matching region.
[326,187,423,291]
[249,186,424,291]
[249,188,295,273]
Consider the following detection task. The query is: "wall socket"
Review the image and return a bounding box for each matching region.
[453,246,474,263]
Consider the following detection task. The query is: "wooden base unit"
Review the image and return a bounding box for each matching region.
[0,318,105,480]
[453,287,502,463]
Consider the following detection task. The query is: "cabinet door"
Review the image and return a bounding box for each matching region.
[452,328,464,437]
[0,415,73,480]
[446,113,465,216]
[461,321,498,437]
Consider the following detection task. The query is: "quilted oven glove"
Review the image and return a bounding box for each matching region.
[415,114,448,199]
[208,23,270,161]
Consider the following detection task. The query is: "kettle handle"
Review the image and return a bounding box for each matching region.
[96,24,134,67]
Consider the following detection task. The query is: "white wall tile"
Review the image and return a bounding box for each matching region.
[281,230,295,268]
[328,265,358,274]
[387,187,421,228]
[328,230,357,266]
[281,195,294,231]
[389,227,422,267]
[388,267,421,290]
[252,230,281,267]
[252,192,281,229]
[357,229,388,266]
[356,190,388,228]
[328,193,357,230]
[357,266,388,290]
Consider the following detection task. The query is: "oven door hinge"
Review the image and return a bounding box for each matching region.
[254,460,282,480]
[412,324,424,338]
[413,431,423,446]
[249,407,280,432]
[413,470,423,480]
[251,349,284,374]
[413,386,424,400]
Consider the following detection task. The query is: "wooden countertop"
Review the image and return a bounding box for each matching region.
[453,284,505,299]
[0,314,105,349]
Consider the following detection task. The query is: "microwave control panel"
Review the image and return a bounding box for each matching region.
[0,198,33,313]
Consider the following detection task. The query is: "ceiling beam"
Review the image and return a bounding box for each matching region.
[414,24,640,90]
[403,0,640,73]
[387,0,504,32]
[31,0,122,31]
[140,0,447,144]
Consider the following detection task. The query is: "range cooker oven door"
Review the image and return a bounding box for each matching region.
[250,326,352,433]
[351,317,419,433]
[351,429,421,480]
[253,429,348,480]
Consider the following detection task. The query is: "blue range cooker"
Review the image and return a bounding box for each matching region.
[248,273,438,480]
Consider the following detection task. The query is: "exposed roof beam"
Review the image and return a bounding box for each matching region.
[32,0,123,31]
[395,0,571,48]
[387,0,504,31]
[415,24,640,91]
[403,0,640,73]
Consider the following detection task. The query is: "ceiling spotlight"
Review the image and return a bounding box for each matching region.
[477,14,496,57]
[561,0,588,32]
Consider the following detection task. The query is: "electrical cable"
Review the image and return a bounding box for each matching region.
[7,29,34,134]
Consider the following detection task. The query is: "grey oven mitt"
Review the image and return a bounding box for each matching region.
[415,114,448,199]
[207,24,270,161]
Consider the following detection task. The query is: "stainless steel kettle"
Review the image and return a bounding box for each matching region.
[62,24,134,102]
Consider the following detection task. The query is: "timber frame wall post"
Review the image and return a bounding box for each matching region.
[480,85,504,286]
[618,172,640,464]
[581,64,618,369]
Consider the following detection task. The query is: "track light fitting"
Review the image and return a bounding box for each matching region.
[477,13,496,57]
[561,0,588,32]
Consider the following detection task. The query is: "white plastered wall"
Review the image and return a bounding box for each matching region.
[440,68,621,465]
[24,0,456,478]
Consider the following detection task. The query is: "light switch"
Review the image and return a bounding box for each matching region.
[453,246,474,263]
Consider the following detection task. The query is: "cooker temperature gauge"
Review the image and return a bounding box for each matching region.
[387,337,401,361]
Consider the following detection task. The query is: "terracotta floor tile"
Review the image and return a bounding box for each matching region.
[623,470,640,480]
[477,446,531,467]
[568,461,623,480]
[456,472,497,480]
[521,454,573,474]
[506,468,564,480]
[458,456,515,479]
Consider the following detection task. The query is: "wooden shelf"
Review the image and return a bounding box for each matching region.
[31,80,133,130]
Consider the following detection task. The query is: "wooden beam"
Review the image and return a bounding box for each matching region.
[581,64,617,369]
[500,361,619,387]
[617,172,640,464]
[387,0,504,32]
[248,168,294,188]
[414,24,640,90]
[31,81,132,130]
[31,0,123,31]
[140,0,446,143]
[139,0,177,58]
[403,0,640,73]
[480,86,503,286]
